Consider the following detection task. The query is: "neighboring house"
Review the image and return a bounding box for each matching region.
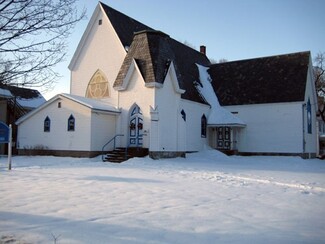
[0,84,45,154]
[15,2,318,159]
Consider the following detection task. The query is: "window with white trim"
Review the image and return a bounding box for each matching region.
[44,116,50,132]
[201,114,207,138]
[68,114,75,131]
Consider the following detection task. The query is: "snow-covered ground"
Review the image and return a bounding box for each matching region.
[1,150,325,244]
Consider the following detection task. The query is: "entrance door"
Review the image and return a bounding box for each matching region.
[129,105,143,147]
[217,127,231,150]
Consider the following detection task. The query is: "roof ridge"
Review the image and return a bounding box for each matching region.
[134,29,169,37]
[99,2,153,48]
[208,51,310,105]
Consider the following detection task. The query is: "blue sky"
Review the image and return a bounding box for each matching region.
[48,0,325,99]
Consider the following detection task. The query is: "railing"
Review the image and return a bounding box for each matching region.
[101,134,124,161]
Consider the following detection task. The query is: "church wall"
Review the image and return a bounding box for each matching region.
[69,8,125,107]
[154,74,180,153]
[117,67,155,149]
[151,70,211,156]
[226,102,304,154]
[303,58,318,156]
[90,112,117,151]
[17,98,92,152]
[180,99,210,152]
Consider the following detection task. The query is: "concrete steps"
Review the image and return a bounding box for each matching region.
[103,147,148,163]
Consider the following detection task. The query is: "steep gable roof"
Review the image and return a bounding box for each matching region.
[61,93,120,113]
[208,51,310,106]
[99,2,153,48]
[69,2,152,70]
[16,93,120,125]
[114,30,211,103]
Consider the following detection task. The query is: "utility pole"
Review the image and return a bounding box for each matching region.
[8,124,12,170]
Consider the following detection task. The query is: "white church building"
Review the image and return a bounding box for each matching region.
[16,2,318,159]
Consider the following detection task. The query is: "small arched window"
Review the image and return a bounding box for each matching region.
[44,116,50,132]
[181,109,186,121]
[307,98,312,134]
[68,114,75,131]
[201,114,207,138]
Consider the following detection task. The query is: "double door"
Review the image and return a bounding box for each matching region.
[129,105,143,147]
[217,127,231,150]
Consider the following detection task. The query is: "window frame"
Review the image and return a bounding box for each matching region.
[307,98,312,134]
[201,114,207,138]
[44,116,51,132]
[181,109,186,121]
[67,114,75,132]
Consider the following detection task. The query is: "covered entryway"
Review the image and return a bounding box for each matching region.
[129,104,143,147]
[208,125,245,155]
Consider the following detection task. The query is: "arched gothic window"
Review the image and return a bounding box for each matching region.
[181,109,186,121]
[86,70,109,99]
[307,98,312,134]
[201,114,207,138]
[44,116,50,132]
[68,114,75,131]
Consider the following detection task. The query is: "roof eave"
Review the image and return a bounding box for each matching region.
[167,61,186,94]
[207,123,246,128]
[68,4,102,70]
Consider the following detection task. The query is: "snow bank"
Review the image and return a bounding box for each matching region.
[195,64,245,126]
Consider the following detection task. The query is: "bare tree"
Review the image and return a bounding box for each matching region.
[314,52,325,121]
[0,0,85,91]
[218,58,228,63]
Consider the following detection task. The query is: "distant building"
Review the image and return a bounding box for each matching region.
[0,84,45,154]
[15,2,318,159]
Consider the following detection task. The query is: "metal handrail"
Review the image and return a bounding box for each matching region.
[101,134,124,161]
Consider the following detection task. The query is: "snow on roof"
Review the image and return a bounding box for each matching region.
[16,93,120,125]
[61,93,120,113]
[0,88,12,97]
[0,85,46,109]
[195,64,246,127]
[16,96,46,109]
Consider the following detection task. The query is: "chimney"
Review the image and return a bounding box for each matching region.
[200,45,206,55]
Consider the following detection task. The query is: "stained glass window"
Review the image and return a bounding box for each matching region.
[86,70,109,99]
[68,115,75,131]
[44,116,50,132]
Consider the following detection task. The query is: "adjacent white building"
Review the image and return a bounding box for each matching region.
[16,2,318,159]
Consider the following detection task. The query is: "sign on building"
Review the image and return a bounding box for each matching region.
[0,121,10,143]
[0,121,12,170]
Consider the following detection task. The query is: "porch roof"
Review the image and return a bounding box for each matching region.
[207,106,246,127]
[196,64,246,127]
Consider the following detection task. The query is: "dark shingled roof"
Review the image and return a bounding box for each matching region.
[208,51,310,106]
[114,30,172,85]
[101,2,310,106]
[99,2,210,104]
[0,84,42,100]
[100,2,153,48]
[114,30,211,103]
